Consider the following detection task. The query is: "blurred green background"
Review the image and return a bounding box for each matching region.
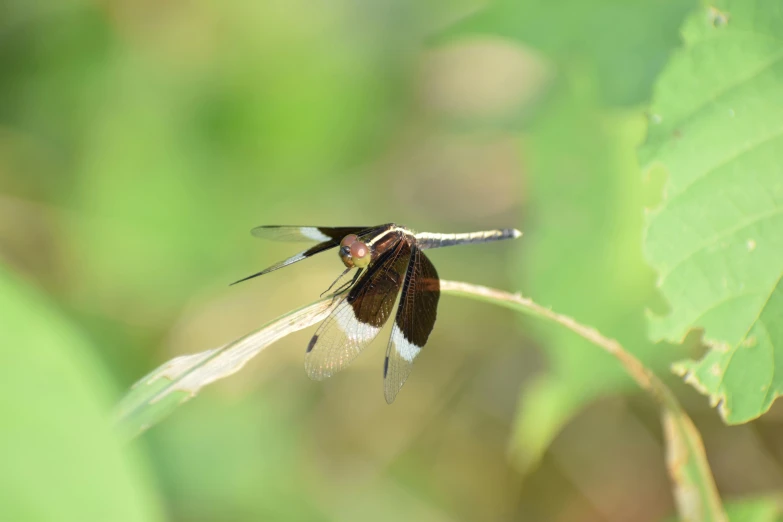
[3,1,783,521]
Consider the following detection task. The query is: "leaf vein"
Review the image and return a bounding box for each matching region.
[714,273,783,412]
[686,291,764,336]
[758,318,776,410]
[658,122,783,214]
[658,207,783,283]
[645,44,783,166]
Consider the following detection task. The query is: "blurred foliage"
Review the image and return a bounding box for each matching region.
[664,496,783,522]
[443,0,696,472]
[3,0,783,521]
[0,266,162,521]
[725,497,783,522]
[153,392,328,521]
[509,90,676,472]
[439,0,697,106]
[641,0,783,425]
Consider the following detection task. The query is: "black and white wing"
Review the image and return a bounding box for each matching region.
[251,226,372,243]
[305,238,411,380]
[232,226,372,285]
[383,245,440,404]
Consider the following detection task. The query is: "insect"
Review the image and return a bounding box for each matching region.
[233,224,521,403]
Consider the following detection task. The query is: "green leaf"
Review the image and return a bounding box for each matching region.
[439,0,697,105]
[641,1,783,424]
[0,266,163,522]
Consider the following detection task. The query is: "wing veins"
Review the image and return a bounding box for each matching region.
[384,245,440,403]
[232,225,385,285]
[305,238,410,381]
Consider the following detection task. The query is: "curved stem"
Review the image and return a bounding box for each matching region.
[440,280,726,522]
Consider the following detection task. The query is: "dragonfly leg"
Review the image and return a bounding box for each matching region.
[320,267,351,297]
[322,268,363,297]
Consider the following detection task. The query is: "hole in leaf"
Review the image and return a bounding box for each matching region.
[681,328,707,359]
[707,7,729,28]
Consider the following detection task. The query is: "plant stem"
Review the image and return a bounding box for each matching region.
[440,279,727,521]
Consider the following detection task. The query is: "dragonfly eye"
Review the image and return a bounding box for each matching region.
[339,245,353,268]
[340,234,359,248]
[350,241,371,268]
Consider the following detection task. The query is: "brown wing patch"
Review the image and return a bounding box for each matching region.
[384,246,440,403]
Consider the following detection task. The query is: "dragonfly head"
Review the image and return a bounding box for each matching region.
[339,234,371,269]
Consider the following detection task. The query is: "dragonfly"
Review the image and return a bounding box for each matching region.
[233,224,522,403]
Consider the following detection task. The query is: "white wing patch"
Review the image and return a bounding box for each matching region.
[391,323,421,362]
[283,253,305,264]
[305,298,386,381]
[333,305,381,342]
[300,227,332,242]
